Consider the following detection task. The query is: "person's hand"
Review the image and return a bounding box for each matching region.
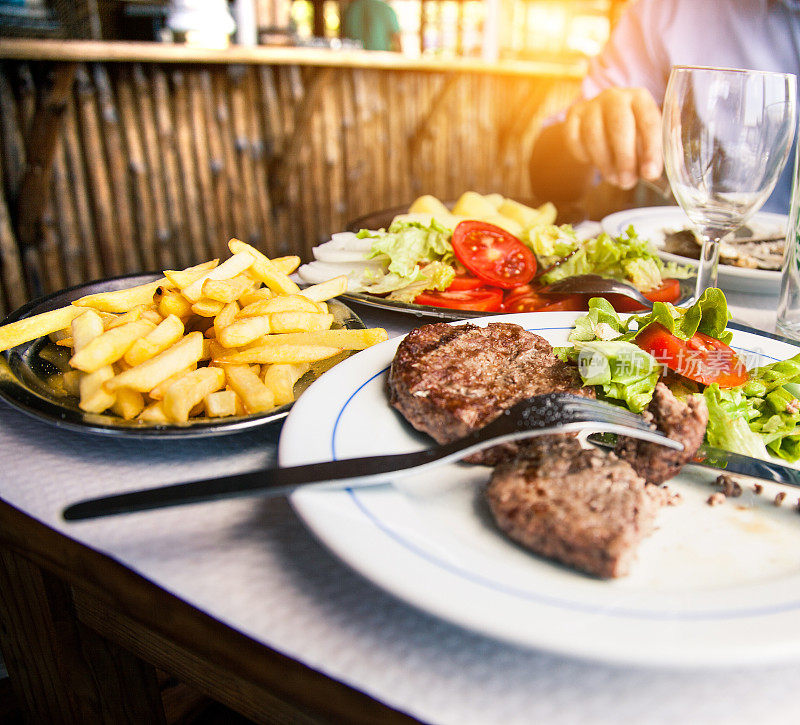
[564,87,663,190]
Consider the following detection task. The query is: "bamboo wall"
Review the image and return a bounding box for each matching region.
[0,43,583,315]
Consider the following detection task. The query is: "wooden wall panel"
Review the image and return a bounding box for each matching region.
[0,58,581,306]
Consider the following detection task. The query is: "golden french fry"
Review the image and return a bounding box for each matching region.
[181,251,254,302]
[239,294,321,317]
[299,276,347,302]
[62,369,82,397]
[237,287,273,307]
[110,388,145,420]
[213,301,239,338]
[104,305,145,330]
[201,274,253,303]
[138,400,169,423]
[213,344,343,365]
[223,364,275,414]
[262,362,310,407]
[271,255,301,274]
[191,299,226,317]
[73,279,168,313]
[162,259,219,289]
[268,311,333,334]
[246,328,388,350]
[147,364,197,401]
[451,191,499,218]
[217,316,271,348]
[0,305,86,353]
[123,314,185,367]
[203,389,239,418]
[228,239,301,295]
[163,366,226,422]
[104,331,204,392]
[79,367,117,413]
[157,289,193,319]
[70,320,155,374]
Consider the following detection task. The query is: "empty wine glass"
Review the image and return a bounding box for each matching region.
[662,65,796,298]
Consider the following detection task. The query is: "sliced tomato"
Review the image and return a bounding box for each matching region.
[643,278,682,303]
[452,220,536,289]
[447,273,484,291]
[590,279,684,313]
[414,286,504,312]
[635,322,748,388]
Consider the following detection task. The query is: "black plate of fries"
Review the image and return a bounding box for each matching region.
[0,272,370,437]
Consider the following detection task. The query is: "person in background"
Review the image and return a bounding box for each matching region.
[342,0,401,52]
[529,0,800,214]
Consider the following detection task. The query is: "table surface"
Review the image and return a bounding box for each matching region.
[2,288,800,725]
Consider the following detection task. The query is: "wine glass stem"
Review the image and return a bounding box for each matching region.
[694,227,728,298]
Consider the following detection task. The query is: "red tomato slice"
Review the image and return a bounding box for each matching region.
[414,286,504,312]
[447,273,484,291]
[635,322,748,388]
[452,221,536,289]
[589,279,684,313]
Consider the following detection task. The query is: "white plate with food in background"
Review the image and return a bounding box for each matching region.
[602,207,787,295]
[282,311,800,669]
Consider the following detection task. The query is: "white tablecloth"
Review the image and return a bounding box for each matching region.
[2,292,800,725]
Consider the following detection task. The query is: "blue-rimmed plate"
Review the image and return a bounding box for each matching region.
[281,311,800,668]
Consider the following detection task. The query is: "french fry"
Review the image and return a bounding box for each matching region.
[104,305,144,330]
[451,191,498,219]
[71,310,117,412]
[239,294,320,316]
[111,388,145,420]
[237,287,273,306]
[123,314,185,367]
[268,311,334,334]
[162,259,219,289]
[203,389,239,418]
[70,320,155,374]
[270,255,301,274]
[138,400,169,423]
[163,366,226,422]
[0,305,86,353]
[223,364,275,414]
[72,279,167,313]
[191,299,226,317]
[62,369,82,397]
[181,251,254,302]
[262,362,310,406]
[299,276,347,302]
[213,343,343,365]
[147,364,197,401]
[217,316,270,348]
[228,238,301,295]
[104,331,204,392]
[158,289,193,319]
[213,301,239,338]
[244,328,388,350]
[201,274,253,303]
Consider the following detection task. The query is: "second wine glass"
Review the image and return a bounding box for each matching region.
[662,65,796,299]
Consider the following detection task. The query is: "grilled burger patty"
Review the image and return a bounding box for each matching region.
[388,322,591,463]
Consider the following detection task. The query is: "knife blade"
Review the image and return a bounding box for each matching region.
[591,438,800,487]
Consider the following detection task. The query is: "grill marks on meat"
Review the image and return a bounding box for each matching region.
[616,382,708,485]
[389,323,591,464]
[389,322,707,579]
[487,439,665,579]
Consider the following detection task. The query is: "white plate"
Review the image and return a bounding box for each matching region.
[602,207,787,295]
[281,312,800,669]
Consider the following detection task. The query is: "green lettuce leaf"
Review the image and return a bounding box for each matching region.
[574,341,662,412]
[362,219,454,280]
[385,261,455,303]
[703,384,769,459]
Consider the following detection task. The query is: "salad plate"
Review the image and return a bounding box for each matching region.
[0,275,365,438]
[602,207,787,295]
[282,311,800,668]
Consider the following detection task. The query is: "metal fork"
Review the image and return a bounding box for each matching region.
[62,393,681,521]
